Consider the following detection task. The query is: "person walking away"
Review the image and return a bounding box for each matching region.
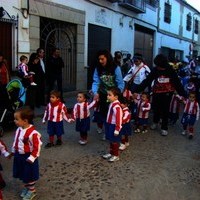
[9,106,42,200]
[134,54,186,136]
[42,90,73,148]
[46,48,64,102]
[102,87,123,162]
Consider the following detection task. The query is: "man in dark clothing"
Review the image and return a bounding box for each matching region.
[46,48,64,101]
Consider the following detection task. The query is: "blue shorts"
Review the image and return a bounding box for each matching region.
[138,118,148,126]
[13,152,39,183]
[76,117,90,132]
[181,113,196,126]
[47,121,64,136]
[120,123,132,136]
[105,123,121,143]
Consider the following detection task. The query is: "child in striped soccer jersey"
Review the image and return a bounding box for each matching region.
[102,87,123,162]
[10,106,42,200]
[72,92,96,145]
[134,92,151,133]
[181,92,199,139]
[0,140,10,200]
[43,90,73,148]
[119,97,132,151]
[169,92,182,125]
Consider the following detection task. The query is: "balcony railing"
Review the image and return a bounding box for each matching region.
[119,0,146,13]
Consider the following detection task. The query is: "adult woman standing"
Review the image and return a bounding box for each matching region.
[91,50,124,133]
[135,54,186,136]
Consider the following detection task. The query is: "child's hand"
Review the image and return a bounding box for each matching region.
[68,119,75,123]
[26,158,33,164]
[114,130,119,136]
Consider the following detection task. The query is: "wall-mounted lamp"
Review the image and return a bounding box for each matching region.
[119,16,124,27]
[129,19,133,29]
[13,0,29,19]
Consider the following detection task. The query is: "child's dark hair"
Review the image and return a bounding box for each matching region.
[20,55,28,62]
[108,87,122,98]
[119,96,129,105]
[15,106,34,123]
[78,91,90,101]
[50,90,61,99]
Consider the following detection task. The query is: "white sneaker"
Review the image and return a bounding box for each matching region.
[108,156,119,162]
[101,134,106,141]
[125,142,130,147]
[134,128,140,133]
[97,128,103,134]
[78,140,87,145]
[181,130,186,135]
[142,130,148,133]
[150,123,157,130]
[102,153,112,159]
[119,143,126,151]
[31,82,37,86]
[161,129,168,136]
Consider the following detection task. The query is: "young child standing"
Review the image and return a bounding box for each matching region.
[181,92,199,139]
[43,90,72,148]
[102,87,123,162]
[169,92,182,125]
[134,92,151,133]
[17,55,37,86]
[72,92,96,145]
[119,97,132,151]
[10,106,42,200]
[0,140,10,200]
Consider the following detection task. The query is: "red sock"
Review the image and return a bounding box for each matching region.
[49,136,54,143]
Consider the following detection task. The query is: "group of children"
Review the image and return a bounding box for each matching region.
[0,83,199,199]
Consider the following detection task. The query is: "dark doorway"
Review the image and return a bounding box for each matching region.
[87,24,111,89]
[0,21,12,72]
[40,17,77,91]
[134,25,154,68]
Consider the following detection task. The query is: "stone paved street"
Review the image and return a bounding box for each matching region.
[1,94,200,200]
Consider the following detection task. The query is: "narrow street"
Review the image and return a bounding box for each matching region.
[1,96,200,200]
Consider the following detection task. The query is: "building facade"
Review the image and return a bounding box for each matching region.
[0,0,199,91]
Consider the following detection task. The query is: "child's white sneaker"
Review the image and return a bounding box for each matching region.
[102,153,112,159]
[161,129,168,136]
[181,130,186,135]
[31,82,37,86]
[108,156,119,162]
[119,143,126,151]
[134,128,140,133]
[101,134,106,141]
[97,128,102,134]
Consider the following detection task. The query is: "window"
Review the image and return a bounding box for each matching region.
[194,18,199,34]
[146,0,159,8]
[164,2,171,23]
[186,13,192,31]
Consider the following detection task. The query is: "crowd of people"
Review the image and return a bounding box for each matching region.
[0,48,200,199]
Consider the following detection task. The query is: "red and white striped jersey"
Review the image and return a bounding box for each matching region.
[137,100,151,119]
[169,94,182,113]
[43,102,69,122]
[122,107,131,124]
[106,100,123,132]
[73,100,96,119]
[183,99,199,118]
[123,89,132,101]
[0,140,10,157]
[11,125,42,163]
